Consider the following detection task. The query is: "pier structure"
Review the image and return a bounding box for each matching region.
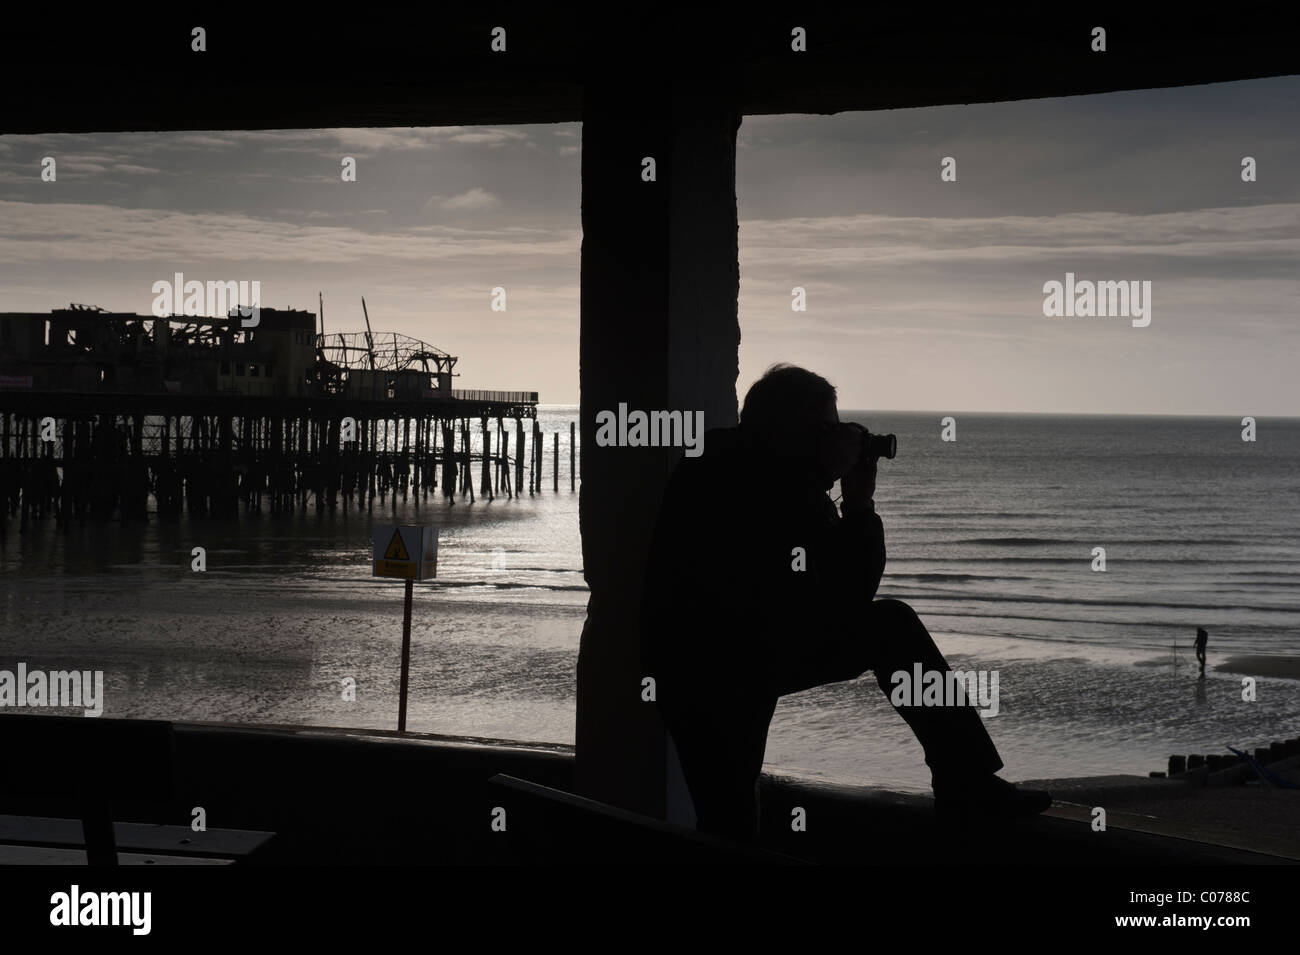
[0,306,565,528]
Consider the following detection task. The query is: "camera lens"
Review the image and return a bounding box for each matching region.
[865,432,897,460]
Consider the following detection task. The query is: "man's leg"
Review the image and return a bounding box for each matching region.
[772,598,1003,782]
[863,598,1005,781]
[659,685,777,842]
[769,597,1050,817]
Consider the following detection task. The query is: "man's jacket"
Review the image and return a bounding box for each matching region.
[640,425,887,702]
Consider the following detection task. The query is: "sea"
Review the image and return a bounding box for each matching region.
[2,407,1298,792]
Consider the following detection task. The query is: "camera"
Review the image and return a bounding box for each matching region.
[857,426,897,460]
[864,431,896,460]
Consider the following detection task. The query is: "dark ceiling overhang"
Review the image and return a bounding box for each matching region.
[2,10,1296,134]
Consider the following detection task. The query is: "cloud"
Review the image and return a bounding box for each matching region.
[446,128,529,146]
[170,134,240,148]
[0,199,576,265]
[438,187,502,211]
[739,204,1300,275]
[0,126,542,164]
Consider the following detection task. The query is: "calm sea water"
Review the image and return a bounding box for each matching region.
[2,407,1297,791]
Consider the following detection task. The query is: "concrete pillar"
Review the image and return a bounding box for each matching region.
[576,79,740,816]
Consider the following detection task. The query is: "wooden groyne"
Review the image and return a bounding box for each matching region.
[1155,735,1300,785]
[0,392,578,529]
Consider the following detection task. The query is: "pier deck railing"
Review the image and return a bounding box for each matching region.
[449,389,539,404]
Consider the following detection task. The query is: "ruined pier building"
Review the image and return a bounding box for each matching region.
[0,305,554,526]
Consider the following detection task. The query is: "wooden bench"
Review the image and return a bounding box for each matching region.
[0,844,232,865]
[0,714,273,865]
[0,814,274,862]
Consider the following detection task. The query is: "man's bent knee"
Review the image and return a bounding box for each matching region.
[872,597,920,626]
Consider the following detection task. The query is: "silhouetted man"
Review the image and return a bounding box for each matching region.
[641,364,1051,842]
[1195,627,1209,677]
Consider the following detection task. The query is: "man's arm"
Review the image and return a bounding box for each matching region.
[827,449,886,598]
[825,500,887,600]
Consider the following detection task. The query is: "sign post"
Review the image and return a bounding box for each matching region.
[372,524,439,733]
[399,577,413,732]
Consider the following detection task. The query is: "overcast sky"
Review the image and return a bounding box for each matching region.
[1,74,1296,415]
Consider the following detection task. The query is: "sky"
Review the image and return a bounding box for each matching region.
[0,74,1297,415]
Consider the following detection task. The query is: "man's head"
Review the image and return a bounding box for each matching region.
[739,364,861,481]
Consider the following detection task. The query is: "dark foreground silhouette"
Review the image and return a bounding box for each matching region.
[1196,627,1209,677]
[641,365,1051,841]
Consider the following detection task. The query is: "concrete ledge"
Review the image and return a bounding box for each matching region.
[755,773,1292,865]
[4,716,1294,865]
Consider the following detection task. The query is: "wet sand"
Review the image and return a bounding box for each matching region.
[1216,654,1300,680]
[1021,770,1300,859]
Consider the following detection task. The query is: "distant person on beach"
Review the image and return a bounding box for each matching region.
[640,363,1052,842]
[1195,627,1209,677]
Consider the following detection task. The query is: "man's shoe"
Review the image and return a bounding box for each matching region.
[933,775,1052,821]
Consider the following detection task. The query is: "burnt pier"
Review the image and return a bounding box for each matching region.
[0,305,566,528]
[0,390,567,530]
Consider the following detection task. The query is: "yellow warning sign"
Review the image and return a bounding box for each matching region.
[374,559,417,579]
[372,524,438,580]
[383,528,410,561]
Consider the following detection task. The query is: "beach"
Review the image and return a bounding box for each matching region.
[2,409,1298,792]
[1216,655,1300,680]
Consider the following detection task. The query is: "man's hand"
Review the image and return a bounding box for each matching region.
[840,424,877,508]
[841,454,876,508]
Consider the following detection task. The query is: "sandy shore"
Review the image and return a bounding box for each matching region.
[1020,770,1300,859]
[1215,654,1300,680]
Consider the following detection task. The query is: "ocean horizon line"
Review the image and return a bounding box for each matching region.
[534,403,1300,421]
